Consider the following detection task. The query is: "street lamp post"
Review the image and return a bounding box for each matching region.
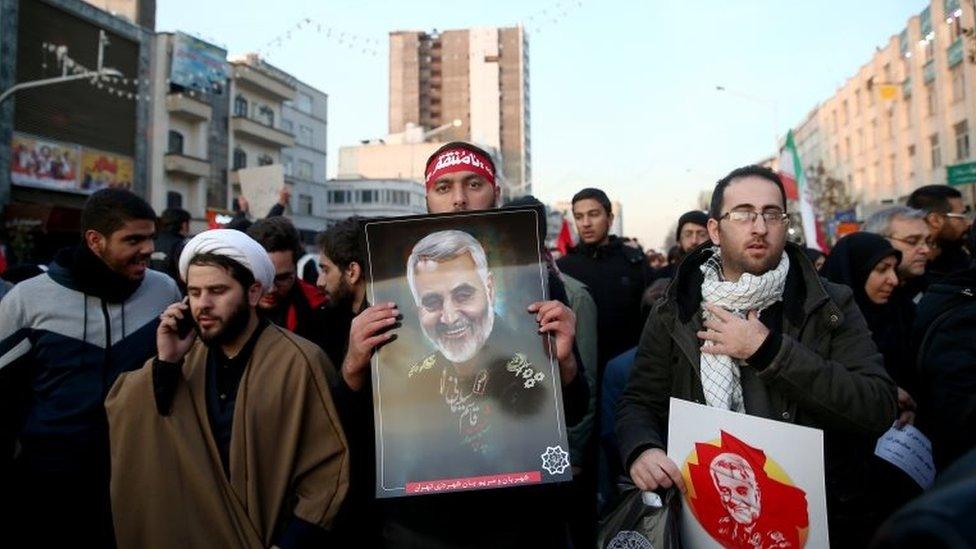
[714,85,781,145]
[0,30,123,105]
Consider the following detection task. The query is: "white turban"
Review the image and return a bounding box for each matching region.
[178,229,275,292]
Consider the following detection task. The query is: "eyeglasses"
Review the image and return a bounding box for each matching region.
[887,235,935,249]
[719,209,790,226]
[945,212,974,222]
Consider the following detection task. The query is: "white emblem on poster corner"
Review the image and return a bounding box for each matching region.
[607,530,654,549]
[540,445,570,475]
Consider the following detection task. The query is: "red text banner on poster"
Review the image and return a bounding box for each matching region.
[406,471,542,495]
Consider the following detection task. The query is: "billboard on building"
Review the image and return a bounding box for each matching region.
[10,133,81,191]
[171,32,230,95]
[80,148,134,191]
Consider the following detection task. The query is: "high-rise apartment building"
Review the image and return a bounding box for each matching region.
[388,26,531,199]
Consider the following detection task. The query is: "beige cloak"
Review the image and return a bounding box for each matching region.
[105,325,348,549]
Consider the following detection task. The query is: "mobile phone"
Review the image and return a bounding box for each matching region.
[175,299,197,338]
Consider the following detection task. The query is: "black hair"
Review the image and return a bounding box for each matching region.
[906,185,963,215]
[246,216,305,265]
[159,208,191,233]
[503,195,548,240]
[709,165,788,220]
[425,141,497,174]
[80,188,157,237]
[187,252,255,290]
[676,210,709,240]
[315,216,366,271]
[571,188,612,216]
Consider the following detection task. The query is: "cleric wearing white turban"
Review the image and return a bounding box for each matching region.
[178,229,275,292]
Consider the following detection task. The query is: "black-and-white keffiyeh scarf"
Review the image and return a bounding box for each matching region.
[699,247,789,412]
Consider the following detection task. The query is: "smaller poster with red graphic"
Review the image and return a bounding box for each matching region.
[667,398,829,548]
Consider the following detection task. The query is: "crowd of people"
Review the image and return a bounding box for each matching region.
[0,140,974,548]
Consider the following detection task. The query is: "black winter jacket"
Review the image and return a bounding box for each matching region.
[616,243,897,545]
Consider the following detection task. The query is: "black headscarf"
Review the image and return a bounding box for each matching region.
[822,232,915,390]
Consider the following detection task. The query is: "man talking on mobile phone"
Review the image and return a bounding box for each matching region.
[105,229,349,548]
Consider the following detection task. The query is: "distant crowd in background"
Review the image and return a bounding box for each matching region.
[1,142,975,548]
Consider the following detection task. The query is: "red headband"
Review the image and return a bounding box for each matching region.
[425,147,495,189]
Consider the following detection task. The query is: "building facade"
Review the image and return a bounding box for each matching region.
[388,26,531,199]
[322,177,425,226]
[1,0,152,261]
[282,80,328,242]
[788,0,976,217]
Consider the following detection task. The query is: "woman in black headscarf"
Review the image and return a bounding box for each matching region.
[822,231,921,532]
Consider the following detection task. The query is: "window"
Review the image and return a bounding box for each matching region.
[330,190,347,204]
[283,155,293,176]
[167,130,184,154]
[297,160,313,180]
[856,128,864,154]
[908,144,916,157]
[930,133,942,169]
[282,119,294,133]
[360,189,375,204]
[955,120,970,160]
[257,105,274,127]
[257,154,274,166]
[298,194,313,215]
[950,13,964,41]
[842,100,849,125]
[234,95,248,117]
[869,119,878,149]
[232,148,247,170]
[885,112,894,138]
[925,83,936,116]
[298,125,313,146]
[845,137,852,162]
[296,92,313,114]
[867,82,875,107]
[832,109,838,132]
[166,191,183,209]
[952,65,966,102]
[854,89,861,115]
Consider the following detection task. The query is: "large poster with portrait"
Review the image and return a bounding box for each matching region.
[10,133,80,191]
[364,210,572,498]
[80,148,134,191]
[667,398,829,548]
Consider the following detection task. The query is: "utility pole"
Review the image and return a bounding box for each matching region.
[0,30,123,105]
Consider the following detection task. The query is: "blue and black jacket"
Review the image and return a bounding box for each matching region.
[0,245,181,472]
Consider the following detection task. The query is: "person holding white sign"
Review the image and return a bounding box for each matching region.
[616,165,898,548]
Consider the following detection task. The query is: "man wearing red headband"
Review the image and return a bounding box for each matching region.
[331,141,589,548]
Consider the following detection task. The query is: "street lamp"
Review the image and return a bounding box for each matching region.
[714,84,781,145]
[0,31,125,105]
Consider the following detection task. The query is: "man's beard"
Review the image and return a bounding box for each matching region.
[199,297,252,347]
[325,278,355,310]
[724,243,782,278]
[423,307,494,364]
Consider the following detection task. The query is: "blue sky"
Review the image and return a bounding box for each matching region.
[157,0,929,248]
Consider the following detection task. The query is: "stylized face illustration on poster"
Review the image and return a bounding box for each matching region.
[667,398,829,548]
[364,210,572,498]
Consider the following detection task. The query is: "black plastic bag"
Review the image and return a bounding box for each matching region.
[598,483,682,549]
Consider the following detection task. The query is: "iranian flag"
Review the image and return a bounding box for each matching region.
[779,131,828,252]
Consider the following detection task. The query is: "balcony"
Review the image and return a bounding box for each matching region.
[164,153,210,178]
[948,37,964,68]
[166,93,211,121]
[231,116,295,148]
[233,65,296,102]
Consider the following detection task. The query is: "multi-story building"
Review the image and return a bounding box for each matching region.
[147,32,229,231]
[227,53,296,203]
[389,26,531,199]
[787,0,976,217]
[322,177,426,226]
[282,81,328,243]
[1,0,152,260]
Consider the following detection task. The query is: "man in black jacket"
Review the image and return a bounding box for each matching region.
[616,165,897,548]
[150,207,190,285]
[334,142,588,548]
[557,187,652,374]
[907,185,973,283]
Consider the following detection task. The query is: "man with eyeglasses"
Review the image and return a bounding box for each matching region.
[246,216,328,348]
[616,165,897,547]
[907,185,974,284]
[863,206,932,295]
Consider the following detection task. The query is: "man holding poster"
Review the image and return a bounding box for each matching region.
[616,165,897,547]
